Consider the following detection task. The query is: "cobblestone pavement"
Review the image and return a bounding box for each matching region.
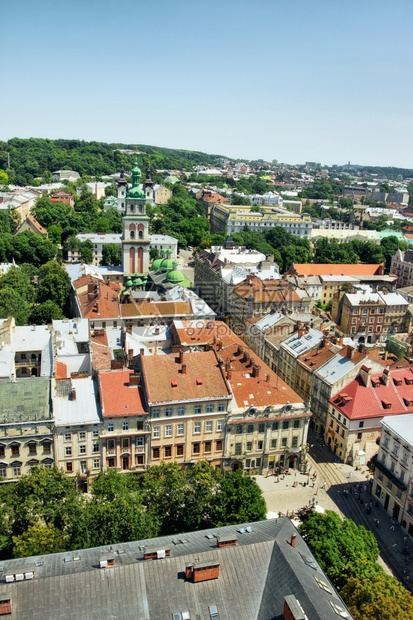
[255,436,413,591]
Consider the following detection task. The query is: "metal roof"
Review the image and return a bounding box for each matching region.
[0,518,353,620]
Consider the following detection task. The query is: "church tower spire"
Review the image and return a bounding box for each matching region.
[121,158,150,276]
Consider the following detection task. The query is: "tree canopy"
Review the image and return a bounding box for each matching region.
[1,463,266,560]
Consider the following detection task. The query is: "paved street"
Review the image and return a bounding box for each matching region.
[255,434,413,591]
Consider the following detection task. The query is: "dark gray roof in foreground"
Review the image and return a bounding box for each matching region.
[0,518,353,620]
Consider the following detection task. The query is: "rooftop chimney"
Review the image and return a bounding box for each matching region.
[265,374,270,383]
[140,348,145,357]
[129,372,140,386]
[382,368,390,385]
[182,363,187,375]
[242,351,250,364]
[252,364,261,378]
[348,346,355,360]
[237,344,243,356]
[179,350,184,364]
[290,534,296,548]
[360,365,372,388]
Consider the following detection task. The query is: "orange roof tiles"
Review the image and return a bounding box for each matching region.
[120,300,192,318]
[233,277,301,304]
[141,350,231,405]
[173,320,303,408]
[289,263,385,277]
[99,369,146,417]
[26,214,48,235]
[297,345,336,371]
[55,361,68,379]
[75,276,120,319]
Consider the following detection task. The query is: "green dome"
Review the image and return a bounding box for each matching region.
[160,258,175,270]
[152,258,163,270]
[133,278,143,286]
[123,289,130,296]
[127,185,145,199]
[126,278,133,287]
[167,269,185,283]
[127,157,145,199]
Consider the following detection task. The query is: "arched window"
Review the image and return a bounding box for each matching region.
[130,230,135,239]
[129,223,136,240]
[138,230,143,239]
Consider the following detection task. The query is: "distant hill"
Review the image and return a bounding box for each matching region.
[0,138,225,186]
[336,163,413,179]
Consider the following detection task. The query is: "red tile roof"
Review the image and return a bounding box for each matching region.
[330,368,413,420]
[173,320,303,409]
[26,214,48,235]
[297,345,337,371]
[99,369,146,417]
[74,276,120,319]
[233,277,301,304]
[141,350,231,405]
[55,361,68,379]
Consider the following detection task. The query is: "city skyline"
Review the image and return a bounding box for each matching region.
[3,0,413,168]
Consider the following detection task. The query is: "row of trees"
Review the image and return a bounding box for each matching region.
[299,511,413,619]
[0,138,221,186]
[313,235,406,270]
[0,463,266,559]
[150,184,210,248]
[0,262,71,325]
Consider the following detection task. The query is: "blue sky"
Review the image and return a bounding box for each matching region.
[3,0,413,167]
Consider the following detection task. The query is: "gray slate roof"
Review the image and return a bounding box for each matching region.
[0,518,353,620]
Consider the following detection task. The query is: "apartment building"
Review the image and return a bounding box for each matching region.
[229,275,311,334]
[391,249,413,288]
[171,319,310,474]
[141,350,232,468]
[372,414,413,527]
[98,369,150,472]
[0,378,54,481]
[53,376,103,491]
[326,366,413,466]
[333,286,409,345]
[311,346,385,435]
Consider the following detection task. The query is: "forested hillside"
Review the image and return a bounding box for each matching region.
[0,138,223,186]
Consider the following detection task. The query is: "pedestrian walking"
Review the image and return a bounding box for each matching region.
[322,481,327,489]
[390,524,395,531]
[348,472,352,480]
[376,519,380,528]
[373,518,377,526]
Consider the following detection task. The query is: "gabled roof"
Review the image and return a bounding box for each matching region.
[99,369,146,417]
[74,276,120,319]
[171,320,303,409]
[330,368,413,420]
[0,518,353,620]
[141,350,231,405]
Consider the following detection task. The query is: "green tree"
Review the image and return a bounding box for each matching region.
[36,261,71,309]
[12,467,78,536]
[298,511,379,588]
[0,169,8,186]
[0,286,30,325]
[79,240,93,264]
[101,243,122,266]
[13,521,67,558]
[341,574,413,620]
[209,469,266,527]
[0,267,34,304]
[232,194,251,205]
[29,301,65,324]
